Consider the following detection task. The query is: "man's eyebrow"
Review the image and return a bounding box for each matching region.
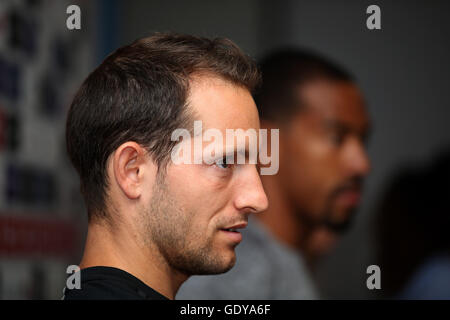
[323,118,371,139]
[223,148,248,157]
[223,147,257,161]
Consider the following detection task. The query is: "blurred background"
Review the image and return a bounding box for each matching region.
[1,0,450,299]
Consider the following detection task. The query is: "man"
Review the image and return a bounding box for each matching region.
[63,33,268,300]
[177,48,371,299]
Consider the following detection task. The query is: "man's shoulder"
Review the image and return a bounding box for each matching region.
[240,218,305,268]
[63,278,136,300]
[63,266,168,300]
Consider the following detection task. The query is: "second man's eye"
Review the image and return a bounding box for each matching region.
[329,132,346,146]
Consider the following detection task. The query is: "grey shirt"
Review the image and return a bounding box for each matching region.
[176,217,318,299]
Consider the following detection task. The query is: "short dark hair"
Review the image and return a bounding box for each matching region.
[254,48,354,122]
[66,32,260,221]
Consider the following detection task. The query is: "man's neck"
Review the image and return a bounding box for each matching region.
[79,220,187,299]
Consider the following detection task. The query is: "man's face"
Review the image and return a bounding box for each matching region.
[142,76,268,276]
[280,79,371,233]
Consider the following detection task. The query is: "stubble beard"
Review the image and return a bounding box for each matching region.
[139,171,235,276]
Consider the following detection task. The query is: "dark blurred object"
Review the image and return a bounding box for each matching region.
[8,9,38,58]
[53,37,72,75]
[39,75,61,117]
[376,149,450,299]
[6,113,20,152]
[27,264,45,299]
[25,0,42,8]
[0,107,6,150]
[0,215,78,257]
[0,55,21,101]
[0,108,21,152]
[5,163,57,206]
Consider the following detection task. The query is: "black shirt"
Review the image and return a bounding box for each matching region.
[63,266,168,300]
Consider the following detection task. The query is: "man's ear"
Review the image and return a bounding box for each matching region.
[112,142,149,199]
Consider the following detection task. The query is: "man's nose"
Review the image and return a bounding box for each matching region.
[234,165,269,214]
[344,138,371,177]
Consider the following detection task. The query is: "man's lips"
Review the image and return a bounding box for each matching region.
[219,222,247,244]
[336,189,362,207]
[220,222,248,232]
[333,178,364,208]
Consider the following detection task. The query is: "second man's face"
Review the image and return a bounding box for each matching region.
[280,79,371,233]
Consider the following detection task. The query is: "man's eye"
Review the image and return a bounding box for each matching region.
[330,132,345,146]
[215,156,231,169]
[216,163,229,169]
